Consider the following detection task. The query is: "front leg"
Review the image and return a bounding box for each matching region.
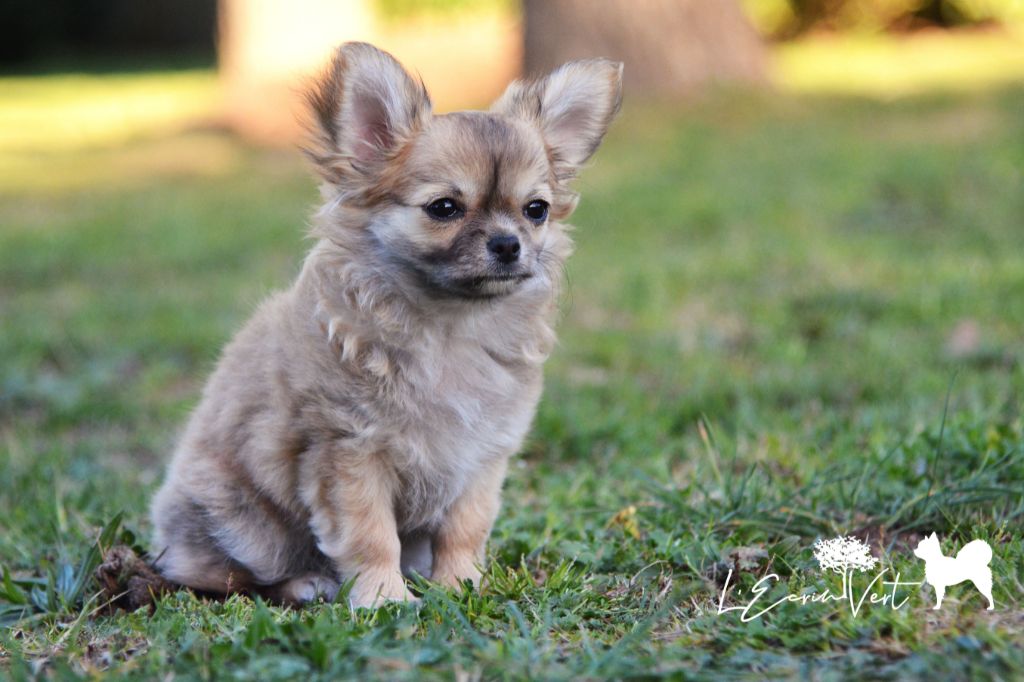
[432,457,509,589]
[306,450,415,608]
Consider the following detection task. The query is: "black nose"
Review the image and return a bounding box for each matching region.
[487,235,520,264]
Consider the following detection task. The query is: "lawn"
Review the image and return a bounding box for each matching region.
[1,65,1023,678]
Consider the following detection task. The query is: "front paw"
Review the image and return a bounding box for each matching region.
[349,570,418,609]
[432,556,483,589]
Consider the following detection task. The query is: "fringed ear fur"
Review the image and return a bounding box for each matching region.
[491,59,623,182]
[305,42,432,187]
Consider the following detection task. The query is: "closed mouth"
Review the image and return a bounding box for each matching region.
[455,273,533,291]
[441,272,532,299]
[471,273,532,285]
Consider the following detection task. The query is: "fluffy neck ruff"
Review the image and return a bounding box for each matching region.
[299,201,572,371]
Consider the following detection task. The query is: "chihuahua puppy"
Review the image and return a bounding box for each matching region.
[150,42,622,608]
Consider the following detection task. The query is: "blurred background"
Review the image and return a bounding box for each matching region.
[3,0,1024,147]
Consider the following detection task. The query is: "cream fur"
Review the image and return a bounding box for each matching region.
[150,42,622,608]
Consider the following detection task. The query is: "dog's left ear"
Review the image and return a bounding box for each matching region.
[492,59,623,180]
[305,42,432,185]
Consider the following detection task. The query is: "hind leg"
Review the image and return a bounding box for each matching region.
[150,479,310,594]
[153,539,255,594]
[150,485,256,593]
[973,571,995,610]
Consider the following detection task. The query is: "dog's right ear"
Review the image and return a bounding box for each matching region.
[305,42,431,186]
[491,59,623,181]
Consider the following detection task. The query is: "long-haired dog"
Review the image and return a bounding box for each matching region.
[913,533,995,610]
[150,42,622,607]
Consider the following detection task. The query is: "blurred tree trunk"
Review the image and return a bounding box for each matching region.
[523,0,767,96]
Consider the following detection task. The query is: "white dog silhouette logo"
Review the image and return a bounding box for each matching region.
[913,533,994,610]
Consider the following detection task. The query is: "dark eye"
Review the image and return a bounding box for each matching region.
[524,199,549,223]
[424,198,462,221]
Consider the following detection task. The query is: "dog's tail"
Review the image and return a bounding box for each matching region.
[956,539,993,566]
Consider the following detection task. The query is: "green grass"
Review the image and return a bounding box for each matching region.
[1,74,1023,679]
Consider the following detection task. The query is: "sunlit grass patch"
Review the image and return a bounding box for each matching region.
[0,131,246,195]
[0,69,223,194]
[0,69,218,154]
[774,26,1024,96]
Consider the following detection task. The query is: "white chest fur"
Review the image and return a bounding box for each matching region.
[373,325,542,529]
[307,253,555,531]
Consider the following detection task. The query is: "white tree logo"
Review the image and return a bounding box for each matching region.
[813,536,878,574]
[716,534,941,621]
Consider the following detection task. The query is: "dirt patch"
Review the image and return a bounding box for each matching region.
[95,546,175,613]
[851,522,924,556]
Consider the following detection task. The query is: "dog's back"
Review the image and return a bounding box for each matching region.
[925,540,991,585]
[955,539,993,567]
